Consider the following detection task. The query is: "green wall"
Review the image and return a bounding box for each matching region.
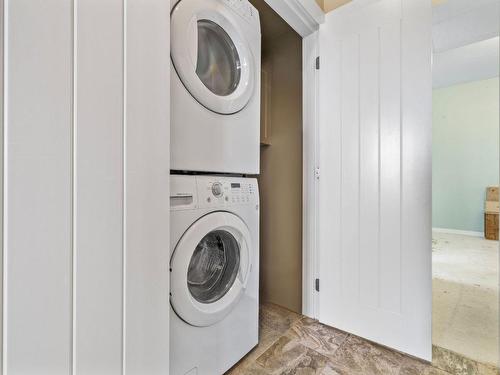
[433,78,499,233]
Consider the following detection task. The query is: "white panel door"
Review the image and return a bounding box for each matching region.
[318,0,432,360]
[4,0,73,373]
[74,0,124,373]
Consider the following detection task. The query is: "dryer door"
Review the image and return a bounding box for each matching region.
[171,0,255,114]
[170,212,252,327]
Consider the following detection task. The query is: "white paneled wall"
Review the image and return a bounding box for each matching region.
[0,0,4,369]
[5,1,73,372]
[74,0,124,373]
[124,2,170,373]
[1,0,170,374]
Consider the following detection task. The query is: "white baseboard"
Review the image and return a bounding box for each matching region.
[432,227,484,238]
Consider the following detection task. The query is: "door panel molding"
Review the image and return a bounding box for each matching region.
[318,0,432,360]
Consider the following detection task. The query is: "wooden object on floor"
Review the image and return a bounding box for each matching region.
[486,186,499,202]
[484,213,499,240]
[485,201,499,214]
[484,187,499,240]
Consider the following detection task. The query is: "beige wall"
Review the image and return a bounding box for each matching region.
[259,31,303,313]
[316,0,351,12]
[317,0,446,13]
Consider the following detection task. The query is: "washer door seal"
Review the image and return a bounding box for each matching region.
[170,212,252,327]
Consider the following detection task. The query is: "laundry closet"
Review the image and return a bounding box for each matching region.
[0,0,435,373]
[249,0,303,314]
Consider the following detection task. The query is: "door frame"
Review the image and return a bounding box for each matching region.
[302,31,321,318]
[262,0,322,319]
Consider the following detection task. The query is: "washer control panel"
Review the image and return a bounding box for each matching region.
[197,175,258,209]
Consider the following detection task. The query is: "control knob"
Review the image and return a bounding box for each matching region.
[212,182,223,198]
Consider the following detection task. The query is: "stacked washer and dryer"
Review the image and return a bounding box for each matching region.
[169,0,261,374]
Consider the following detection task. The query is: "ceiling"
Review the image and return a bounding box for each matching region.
[432,0,499,88]
[261,0,498,88]
[433,37,499,88]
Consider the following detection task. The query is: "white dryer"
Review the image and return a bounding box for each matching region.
[170,0,261,174]
[170,175,259,375]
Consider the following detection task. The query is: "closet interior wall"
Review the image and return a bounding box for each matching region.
[250,0,303,314]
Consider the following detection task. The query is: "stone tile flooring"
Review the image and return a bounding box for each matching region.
[226,303,499,375]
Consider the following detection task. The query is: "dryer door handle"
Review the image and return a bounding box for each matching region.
[240,264,251,290]
[187,15,198,71]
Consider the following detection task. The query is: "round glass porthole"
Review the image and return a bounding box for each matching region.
[187,230,241,304]
[196,20,242,96]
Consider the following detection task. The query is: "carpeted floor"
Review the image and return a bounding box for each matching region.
[433,231,499,366]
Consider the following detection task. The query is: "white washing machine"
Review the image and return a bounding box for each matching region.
[170,0,261,174]
[170,175,259,375]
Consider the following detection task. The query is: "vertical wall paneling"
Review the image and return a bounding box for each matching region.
[4,0,73,372]
[124,0,170,373]
[3,0,171,373]
[74,0,124,373]
[0,0,3,370]
[319,0,432,360]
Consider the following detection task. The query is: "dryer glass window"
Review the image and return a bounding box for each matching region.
[187,230,240,304]
[196,20,241,97]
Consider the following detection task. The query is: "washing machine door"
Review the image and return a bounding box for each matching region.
[170,212,252,327]
[171,0,255,114]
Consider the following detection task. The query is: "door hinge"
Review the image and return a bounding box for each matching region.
[315,56,320,70]
[314,167,320,180]
[315,278,320,292]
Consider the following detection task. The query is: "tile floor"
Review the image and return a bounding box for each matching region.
[227,303,499,375]
[432,232,499,366]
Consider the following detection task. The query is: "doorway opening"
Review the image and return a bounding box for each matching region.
[431,0,499,370]
[249,0,304,314]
